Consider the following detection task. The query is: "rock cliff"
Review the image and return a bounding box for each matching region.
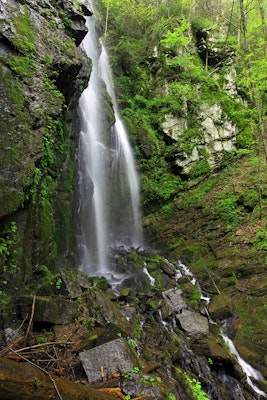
[0,0,91,307]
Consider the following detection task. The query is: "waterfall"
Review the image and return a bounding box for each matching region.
[221,333,267,398]
[77,13,142,279]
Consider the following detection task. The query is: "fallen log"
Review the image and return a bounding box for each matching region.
[0,357,119,400]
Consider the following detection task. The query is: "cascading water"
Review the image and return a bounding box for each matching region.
[156,258,267,399]
[77,12,142,280]
[221,330,267,398]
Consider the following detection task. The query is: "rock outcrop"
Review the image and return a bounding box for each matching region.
[0,0,91,315]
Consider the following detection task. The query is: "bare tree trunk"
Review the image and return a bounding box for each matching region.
[104,0,109,34]
[258,0,267,41]
[239,0,248,51]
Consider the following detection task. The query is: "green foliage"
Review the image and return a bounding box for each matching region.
[215,194,239,229]
[128,338,137,350]
[140,156,184,206]
[184,372,209,400]
[140,375,162,385]
[187,285,201,307]
[0,222,19,272]
[124,366,140,379]
[0,221,21,313]
[252,228,267,251]
[37,265,62,290]
[160,20,190,49]
[189,160,211,179]
[29,118,67,210]
[207,357,213,365]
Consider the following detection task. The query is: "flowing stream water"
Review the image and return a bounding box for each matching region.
[221,332,267,399]
[178,262,267,398]
[77,12,142,280]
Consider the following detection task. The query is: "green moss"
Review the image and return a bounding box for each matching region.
[11,6,36,54]
[179,243,208,264]
[215,194,239,228]
[0,221,23,316]
[183,284,201,308]
[0,66,39,215]
[5,55,36,77]
[189,160,211,179]
[150,269,163,290]
[132,320,143,340]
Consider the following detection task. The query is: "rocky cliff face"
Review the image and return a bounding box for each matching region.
[152,26,242,182]
[0,0,91,316]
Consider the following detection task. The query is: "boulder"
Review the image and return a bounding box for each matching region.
[191,334,234,362]
[85,288,131,335]
[121,374,163,399]
[209,294,233,321]
[20,295,79,324]
[161,288,187,318]
[79,338,137,383]
[176,309,209,338]
[60,268,91,299]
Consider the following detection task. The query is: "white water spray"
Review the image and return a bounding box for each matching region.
[77,13,142,278]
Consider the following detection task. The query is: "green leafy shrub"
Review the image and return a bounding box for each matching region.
[184,372,209,400]
[216,194,239,228]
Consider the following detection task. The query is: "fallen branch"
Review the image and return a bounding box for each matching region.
[7,347,63,400]
[15,341,74,353]
[204,267,221,295]
[23,295,36,346]
[0,336,24,356]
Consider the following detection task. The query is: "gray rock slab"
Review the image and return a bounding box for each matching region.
[162,288,187,312]
[60,269,91,299]
[79,338,135,383]
[176,309,209,338]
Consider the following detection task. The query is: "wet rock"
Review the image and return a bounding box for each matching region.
[79,338,137,383]
[20,296,79,324]
[176,309,209,338]
[121,373,163,399]
[209,294,233,321]
[60,268,91,299]
[160,260,176,277]
[85,288,131,335]
[161,288,187,318]
[192,334,234,363]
